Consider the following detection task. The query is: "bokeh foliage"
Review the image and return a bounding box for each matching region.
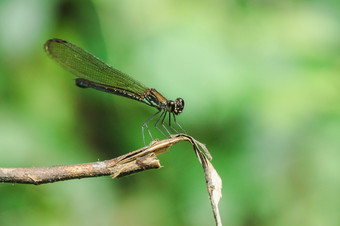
[1,0,340,225]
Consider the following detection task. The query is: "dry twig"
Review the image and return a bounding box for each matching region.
[0,134,222,225]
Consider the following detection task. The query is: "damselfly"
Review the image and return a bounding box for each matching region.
[44,39,185,144]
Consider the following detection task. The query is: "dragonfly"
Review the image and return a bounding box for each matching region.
[44,38,185,144]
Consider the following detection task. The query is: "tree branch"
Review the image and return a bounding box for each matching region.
[0,134,222,226]
[0,134,209,185]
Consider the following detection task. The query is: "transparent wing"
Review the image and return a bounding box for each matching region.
[44,39,147,94]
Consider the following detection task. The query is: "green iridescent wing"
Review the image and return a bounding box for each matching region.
[44,39,147,95]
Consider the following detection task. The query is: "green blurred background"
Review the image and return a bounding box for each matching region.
[1,0,340,225]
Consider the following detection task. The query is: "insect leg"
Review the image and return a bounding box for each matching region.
[169,112,178,134]
[155,109,166,137]
[142,109,161,145]
[172,112,186,134]
[161,110,171,136]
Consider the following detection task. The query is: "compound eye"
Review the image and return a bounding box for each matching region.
[174,98,184,115]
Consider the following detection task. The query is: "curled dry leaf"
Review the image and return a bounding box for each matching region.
[185,135,223,226]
